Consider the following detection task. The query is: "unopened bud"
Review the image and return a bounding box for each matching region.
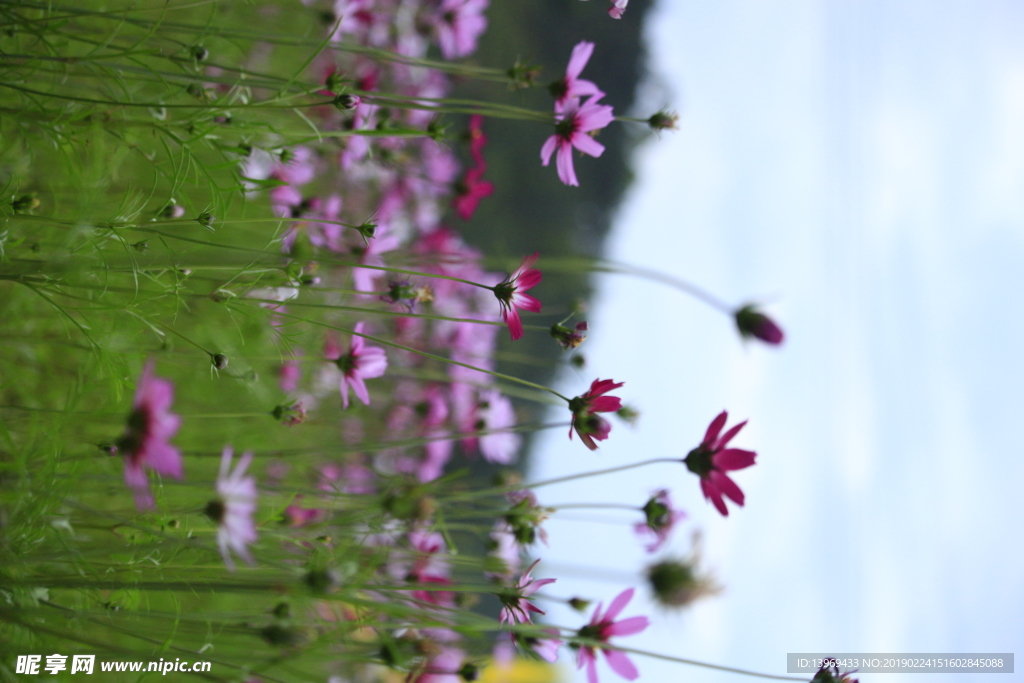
[304,568,342,595]
[458,662,479,681]
[333,93,361,111]
[647,109,679,132]
[190,45,209,62]
[11,194,39,213]
[159,200,185,219]
[616,405,640,426]
[550,321,588,350]
[568,597,592,612]
[209,288,236,303]
[211,353,229,370]
[646,558,718,609]
[197,211,215,229]
[734,304,784,345]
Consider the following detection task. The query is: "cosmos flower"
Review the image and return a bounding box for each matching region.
[116,362,183,510]
[633,489,686,553]
[549,41,602,106]
[493,253,542,340]
[324,322,388,409]
[568,378,624,450]
[206,447,258,570]
[576,588,649,683]
[683,411,757,516]
[433,0,489,59]
[540,94,615,186]
[498,559,556,625]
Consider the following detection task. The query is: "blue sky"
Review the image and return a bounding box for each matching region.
[529,1,1024,681]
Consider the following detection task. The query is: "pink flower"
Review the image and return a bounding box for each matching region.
[207,447,258,570]
[576,588,649,683]
[279,359,301,392]
[540,94,615,187]
[452,165,494,220]
[493,253,542,340]
[499,559,556,625]
[433,0,489,59]
[608,0,629,19]
[568,379,624,450]
[734,304,785,345]
[324,322,388,409]
[683,411,757,516]
[116,362,183,510]
[476,389,521,464]
[409,646,465,683]
[549,42,602,106]
[518,628,563,663]
[633,489,686,553]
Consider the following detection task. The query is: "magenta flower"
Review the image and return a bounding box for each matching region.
[324,322,388,409]
[568,378,624,450]
[608,0,629,19]
[576,588,649,683]
[549,42,602,106]
[433,0,489,60]
[734,304,785,345]
[207,447,258,570]
[633,489,686,553]
[452,164,494,220]
[540,94,615,187]
[499,559,557,625]
[493,252,542,340]
[683,411,757,516]
[453,118,494,220]
[116,362,183,510]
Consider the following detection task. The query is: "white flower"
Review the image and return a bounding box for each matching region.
[207,447,258,570]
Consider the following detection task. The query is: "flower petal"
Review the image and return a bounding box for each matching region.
[566,41,595,79]
[714,448,756,471]
[604,650,640,680]
[700,476,729,516]
[540,135,559,166]
[607,615,649,637]
[572,132,606,159]
[603,587,634,621]
[555,143,579,186]
[713,419,747,450]
[703,411,728,447]
[710,470,745,506]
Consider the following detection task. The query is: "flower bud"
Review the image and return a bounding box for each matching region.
[568,596,592,612]
[645,558,718,609]
[11,194,39,213]
[616,405,640,426]
[259,624,307,647]
[734,304,784,345]
[189,45,208,62]
[304,567,342,595]
[507,58,542,90]
[159,200,185,219]
[209,288,236,303]
[553,321,588,349]
[197,211,215,230]
[647,109,679,132]
[332,93,361,111]
[211,353,229,370]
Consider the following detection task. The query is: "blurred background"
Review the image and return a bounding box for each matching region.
[524,1,1024,681]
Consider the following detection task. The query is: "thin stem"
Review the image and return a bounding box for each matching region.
[527,458,682,490]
